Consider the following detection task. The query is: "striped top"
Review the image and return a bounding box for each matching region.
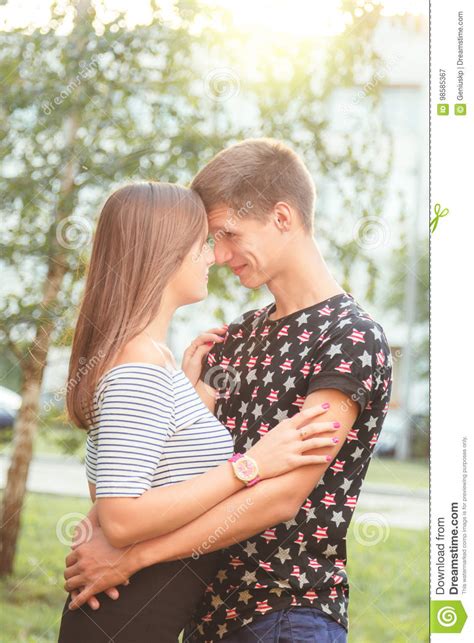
[85,362,234,497]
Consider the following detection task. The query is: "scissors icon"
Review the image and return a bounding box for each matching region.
[430,203,449,233]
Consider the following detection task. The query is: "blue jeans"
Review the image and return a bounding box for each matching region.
[221,607,347,642]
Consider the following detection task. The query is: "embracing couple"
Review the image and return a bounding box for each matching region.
[58,138,392,642]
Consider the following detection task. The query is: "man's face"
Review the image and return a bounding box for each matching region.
[207,204,282,289]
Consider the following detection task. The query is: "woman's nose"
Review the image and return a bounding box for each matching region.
[206,245,216,266]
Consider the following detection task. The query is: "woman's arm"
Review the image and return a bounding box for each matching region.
[98,404,335,548]
[98,459,244,547]
[88,481,96,502]
[64,391,354,610]
[194,379,216,413]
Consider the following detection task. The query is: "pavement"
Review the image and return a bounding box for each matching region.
[0,453,429,530]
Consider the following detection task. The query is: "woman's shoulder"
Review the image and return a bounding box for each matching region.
[96,338,177,399]
[111,334,176,370]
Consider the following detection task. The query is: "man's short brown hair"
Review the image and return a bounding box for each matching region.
[191,138,316,233]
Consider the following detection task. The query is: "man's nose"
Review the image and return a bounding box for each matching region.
[214,241,232,265]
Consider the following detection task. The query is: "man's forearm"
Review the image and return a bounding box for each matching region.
[130,477,293,573]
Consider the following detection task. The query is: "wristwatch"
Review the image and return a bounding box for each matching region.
[228,452,261,487]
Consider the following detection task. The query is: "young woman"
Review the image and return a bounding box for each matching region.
[58,182,336,642]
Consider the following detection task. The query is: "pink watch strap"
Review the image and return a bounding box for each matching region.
[246,475,261,487]
[228,453,261,486]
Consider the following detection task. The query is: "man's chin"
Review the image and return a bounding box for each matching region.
[238,272,265,290]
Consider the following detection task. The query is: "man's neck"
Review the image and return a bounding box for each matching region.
[266,241,345,321]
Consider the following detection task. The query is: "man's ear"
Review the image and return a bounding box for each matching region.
[273,202,293,232]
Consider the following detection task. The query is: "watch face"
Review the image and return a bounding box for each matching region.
[235,457,257,481]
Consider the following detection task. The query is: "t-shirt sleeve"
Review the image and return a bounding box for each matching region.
[94,368,175,498]
[85,433,97,485]
[306,316,391,415]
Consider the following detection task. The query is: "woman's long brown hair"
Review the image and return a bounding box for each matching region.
[67,182,207,430]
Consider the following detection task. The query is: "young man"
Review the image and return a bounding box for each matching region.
[64,139,392,642]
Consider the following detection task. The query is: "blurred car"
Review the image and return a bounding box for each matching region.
[0,385,22,430]
[374,408,405,456]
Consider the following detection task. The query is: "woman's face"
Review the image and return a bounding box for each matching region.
[167,224,215,307]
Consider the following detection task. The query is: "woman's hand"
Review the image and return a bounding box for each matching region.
[246,403,340,479]
[182,325,227,386]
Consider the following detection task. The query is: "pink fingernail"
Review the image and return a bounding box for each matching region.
[332,437,340,443]
[322,402,330,409]
[325,455,332,462]
[333,421,340,428]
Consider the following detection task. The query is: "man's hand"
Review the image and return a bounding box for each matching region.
[64,524,135,610]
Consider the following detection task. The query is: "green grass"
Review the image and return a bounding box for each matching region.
[365,457,428,490]
[0,493,91,642]
[0,492,428,642]
[347,525,429,641]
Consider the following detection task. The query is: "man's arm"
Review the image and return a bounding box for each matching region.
[64,389,357,607]
[132,388,358,568]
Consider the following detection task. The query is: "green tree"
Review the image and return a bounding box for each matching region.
[0,0,233,574]
[0,0,393,574]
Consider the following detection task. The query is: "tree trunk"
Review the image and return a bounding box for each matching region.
[0,359,45,574]
[0,115,78,574]
[0,0,89,575]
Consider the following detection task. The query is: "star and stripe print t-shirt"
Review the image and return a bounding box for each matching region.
[185,292,392,641]
[85,363,234,496]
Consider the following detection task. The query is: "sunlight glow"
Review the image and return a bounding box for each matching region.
[0,0,428,34]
